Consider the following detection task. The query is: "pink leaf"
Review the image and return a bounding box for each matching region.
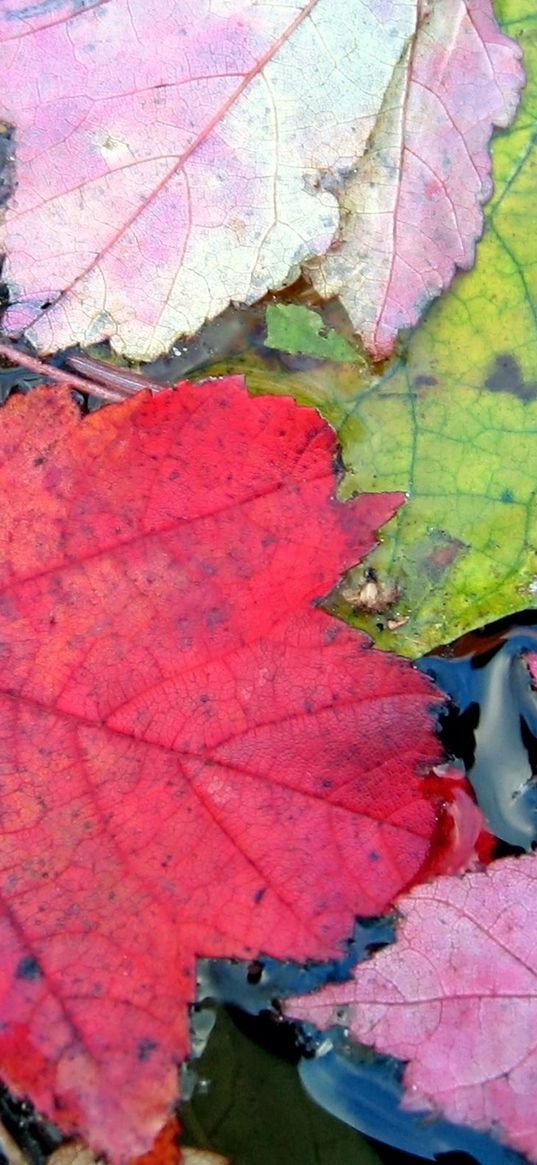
[0,0,523,361]
[288,854,537,1162]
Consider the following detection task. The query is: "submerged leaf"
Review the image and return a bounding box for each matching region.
[288,854,537,1164]
[264,305,359,363]
[181,1008,382,1165]
[0,0,522,360]
[0,381,459,1159]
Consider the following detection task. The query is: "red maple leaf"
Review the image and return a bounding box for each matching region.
[0,379,465,1158]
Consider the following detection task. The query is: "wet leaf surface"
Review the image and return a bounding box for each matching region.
[264,305,359,364]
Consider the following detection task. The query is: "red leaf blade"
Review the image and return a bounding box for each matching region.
[0,381,453,1157]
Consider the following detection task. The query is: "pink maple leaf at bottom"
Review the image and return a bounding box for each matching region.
[288,854,537,1163]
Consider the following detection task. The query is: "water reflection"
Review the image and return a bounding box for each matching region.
[300,1034,526,1164]
[420,612,537,849]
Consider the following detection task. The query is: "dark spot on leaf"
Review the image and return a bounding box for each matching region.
[501,489,515,504]
[206,607,225,628]
[333,447,345,477]
[368,850,380,862]
[254,888,266,904]
[485,353,537,402]
[420,530,467,581]
[413,374,438,387]
[137,1038,158,1063]
[15,956,43,982]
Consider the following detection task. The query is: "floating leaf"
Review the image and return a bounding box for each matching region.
[0,0,522,361]
[288,854,537,1164]
[0,380,461,1159]
[305,0,524,358]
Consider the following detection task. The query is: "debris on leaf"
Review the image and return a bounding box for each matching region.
[341,569,400,616]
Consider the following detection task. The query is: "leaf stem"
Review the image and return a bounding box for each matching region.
[66,351,166,396]
[0,341,129,402]
[0,341,167,402]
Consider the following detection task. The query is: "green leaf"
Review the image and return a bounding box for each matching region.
[265,304,359,363]
[181,1008,382,1165]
